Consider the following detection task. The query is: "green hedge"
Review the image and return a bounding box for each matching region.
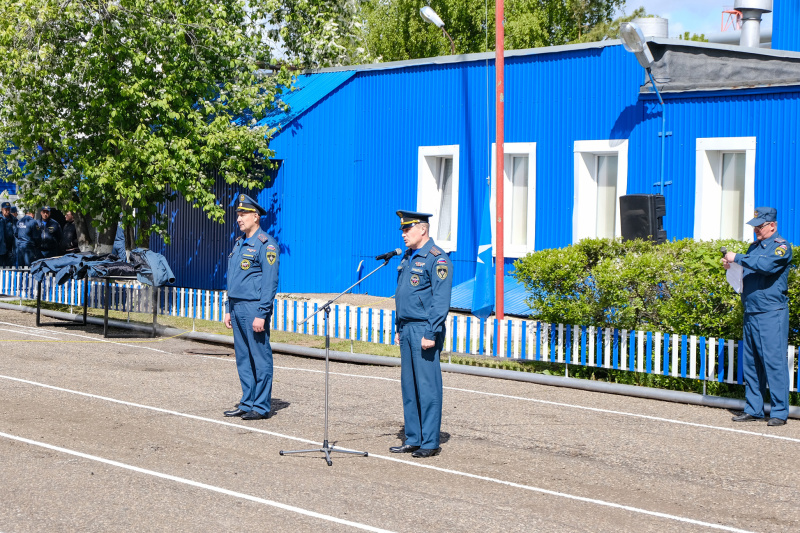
[513,238,800,345]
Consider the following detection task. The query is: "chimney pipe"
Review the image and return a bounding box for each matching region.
[734,0,773,48]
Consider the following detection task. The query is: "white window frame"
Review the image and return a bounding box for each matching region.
[417,145,460,252]
[572,139,629,242]
[693,137,756,241]
[490,142,537,257]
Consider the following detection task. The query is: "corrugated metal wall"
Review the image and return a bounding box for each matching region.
[628,87,800,240]
[772,1,800,52]
[150,165,283,291]
[151,43,800,295]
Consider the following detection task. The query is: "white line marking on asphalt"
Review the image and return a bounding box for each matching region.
[0,328,59,339]
[0,430,394,533]
[0,374,761,532]
[277,367,800,445]
[0,321,172,354]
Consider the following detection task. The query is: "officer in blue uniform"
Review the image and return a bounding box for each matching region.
[15,208,41,267]
[723,207,792,426]
[390,210,453,458]
[0,202,15,267]
[39,206,63,258]
[222,193,280,421]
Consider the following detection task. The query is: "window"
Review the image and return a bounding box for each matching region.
[694,137,755,241]
[490,142,536,257]
[573,140,629,242]
[418,145,460,251]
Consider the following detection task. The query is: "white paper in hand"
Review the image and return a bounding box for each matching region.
[726,262,743,294]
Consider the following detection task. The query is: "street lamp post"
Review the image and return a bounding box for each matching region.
[620,22,669,195]
[420,6,456,55]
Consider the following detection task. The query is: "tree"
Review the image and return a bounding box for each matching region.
[358,0,627,62]
[0,0,292,251]
[571,6,646,43]
[677,31,708,43]
[267,0,372,68]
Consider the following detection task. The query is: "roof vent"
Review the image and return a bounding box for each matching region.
[734,0,773,47]
[631,17,668,39]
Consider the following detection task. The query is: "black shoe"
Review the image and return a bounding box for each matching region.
[768,418,787,427]
[732,413,761,422]
[411,447,441,458]
[241,410,270,420]
[389,444,420,454]
[223,408,247,417]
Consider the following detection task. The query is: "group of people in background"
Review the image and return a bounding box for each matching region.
[0,202,126,268]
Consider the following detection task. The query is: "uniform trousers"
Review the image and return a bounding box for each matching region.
[742,308,790,420]
[399,321,444,449]
[230,299,273,415]
[16,245,39,267]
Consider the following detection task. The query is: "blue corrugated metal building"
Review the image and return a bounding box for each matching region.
[152,27,800,307]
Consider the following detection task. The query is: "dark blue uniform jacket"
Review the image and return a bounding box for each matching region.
[39,219,62,253]
[734,232,793,313]
[225,229,280,319]
[15,215,40,246]
[395,238,453,341]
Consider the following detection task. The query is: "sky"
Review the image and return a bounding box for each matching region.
[616,1,774,39]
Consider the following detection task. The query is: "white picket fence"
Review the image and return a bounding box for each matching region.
[2,269,797,391]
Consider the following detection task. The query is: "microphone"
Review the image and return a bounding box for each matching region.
[720,246,727,258]
[376,248,402,261]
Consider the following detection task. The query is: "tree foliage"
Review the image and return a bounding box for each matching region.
[359,0,627,61]
[513,238,800,345]
[0,0,293,248]
[267,0,372,68]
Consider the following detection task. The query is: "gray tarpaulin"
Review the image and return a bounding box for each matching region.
[642,40,800,93]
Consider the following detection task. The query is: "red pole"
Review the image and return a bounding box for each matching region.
[495,1,505,319]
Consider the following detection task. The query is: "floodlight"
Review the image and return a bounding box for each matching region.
[619,22,655,69]
[420,6,445,29]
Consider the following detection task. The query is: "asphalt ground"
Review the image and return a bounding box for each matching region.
[0,308,799,533]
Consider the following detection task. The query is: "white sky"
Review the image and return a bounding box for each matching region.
[617,1,773,38]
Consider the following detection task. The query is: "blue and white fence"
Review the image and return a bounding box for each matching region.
[3,270,798,393]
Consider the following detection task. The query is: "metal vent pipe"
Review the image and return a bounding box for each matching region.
[734,0,773,48]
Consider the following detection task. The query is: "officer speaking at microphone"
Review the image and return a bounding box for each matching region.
[390,210,453,458]
[223,194,279,421]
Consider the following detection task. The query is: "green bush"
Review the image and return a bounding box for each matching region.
[513,238,800,345]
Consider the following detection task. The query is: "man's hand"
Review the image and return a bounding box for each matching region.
[253,317,265,332]
[421,337,435,350]
[224,312,232,329]
[395,333,400,345]
[723,251,736,263]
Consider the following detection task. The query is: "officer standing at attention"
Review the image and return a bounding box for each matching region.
[0,202,15,267]
[15,208,41,267]
[39,206,63,258]
[723,207,792,426]
[391,210,453,458]
[222,194,279,421]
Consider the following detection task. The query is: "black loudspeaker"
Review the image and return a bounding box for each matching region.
[619,194,667,244]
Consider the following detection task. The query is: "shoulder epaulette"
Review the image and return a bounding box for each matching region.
[430,247,441,256]
[235,236,242,242]
[775,238,787,243]
[258,234,268,243]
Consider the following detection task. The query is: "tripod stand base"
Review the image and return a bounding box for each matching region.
[280,440,368,467]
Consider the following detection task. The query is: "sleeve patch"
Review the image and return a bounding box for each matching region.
[430,247,441,256]
[776,248,786,256]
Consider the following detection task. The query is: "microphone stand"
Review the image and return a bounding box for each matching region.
[279,255,399,466]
